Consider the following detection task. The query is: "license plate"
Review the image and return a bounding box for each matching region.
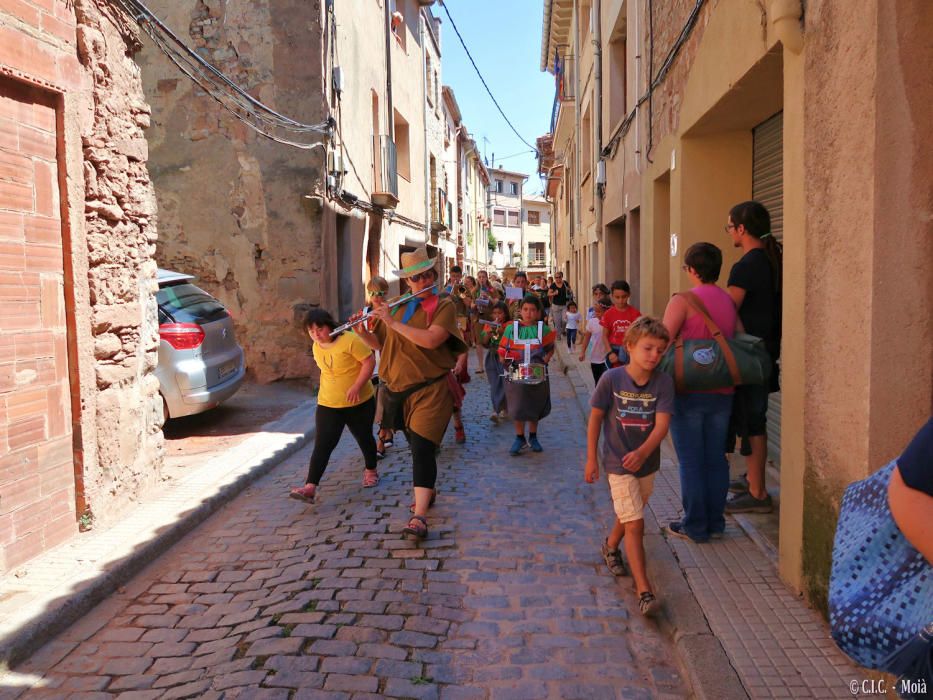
[218,362,236,379]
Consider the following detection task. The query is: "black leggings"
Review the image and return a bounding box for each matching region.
[306,397,377,485]
[409,430,438,489]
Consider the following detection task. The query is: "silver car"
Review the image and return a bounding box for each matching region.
[156,269,246,420]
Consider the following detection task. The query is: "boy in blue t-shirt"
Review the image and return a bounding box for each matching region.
[585,316,673,616]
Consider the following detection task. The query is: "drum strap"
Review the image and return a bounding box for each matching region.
[510,321,544,366]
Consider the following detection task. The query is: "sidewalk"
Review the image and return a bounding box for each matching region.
[554,341,867,699]
[0,396,317,671]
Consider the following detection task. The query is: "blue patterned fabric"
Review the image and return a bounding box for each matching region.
[829,460,933,670]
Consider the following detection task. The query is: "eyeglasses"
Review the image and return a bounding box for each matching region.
[409,272,431,283]
[724,223,736,233]
[681,264,691,272]
[369,291,386,297]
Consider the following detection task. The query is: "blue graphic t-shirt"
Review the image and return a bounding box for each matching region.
[590,367,675,477]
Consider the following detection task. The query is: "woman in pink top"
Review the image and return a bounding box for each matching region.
[661,243,739,543]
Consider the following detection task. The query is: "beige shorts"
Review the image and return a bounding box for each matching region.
[607,471,656,524]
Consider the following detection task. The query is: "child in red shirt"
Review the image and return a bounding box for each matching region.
[601,280,641,367]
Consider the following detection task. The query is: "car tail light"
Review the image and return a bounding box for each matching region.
[159,323,205,350]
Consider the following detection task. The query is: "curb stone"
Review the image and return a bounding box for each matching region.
[553,344,749,700]
[0,400,317,672]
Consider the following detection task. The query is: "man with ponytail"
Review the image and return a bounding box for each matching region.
[723,201,782,514]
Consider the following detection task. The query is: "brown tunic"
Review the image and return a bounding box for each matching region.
[375,295,467,444]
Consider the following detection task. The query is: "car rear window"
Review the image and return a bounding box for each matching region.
[157,283,228,324]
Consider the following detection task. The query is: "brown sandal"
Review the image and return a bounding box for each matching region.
[403,515,428,539]
[409,491,437,513]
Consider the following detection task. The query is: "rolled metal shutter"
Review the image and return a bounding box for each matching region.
[752,112,783,465]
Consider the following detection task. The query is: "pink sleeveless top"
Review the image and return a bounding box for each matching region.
[679,284,738,395]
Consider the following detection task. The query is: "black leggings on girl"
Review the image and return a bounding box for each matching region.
[409,430,438,489]
[306,397,377,485]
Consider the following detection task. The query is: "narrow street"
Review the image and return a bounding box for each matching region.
[10,368,686,700]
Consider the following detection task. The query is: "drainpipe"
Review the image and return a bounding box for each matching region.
[633,0,641,174]
[421,11,431,243]
[384,1,394,136]
[593,0,604,256]
[573,7,582,259]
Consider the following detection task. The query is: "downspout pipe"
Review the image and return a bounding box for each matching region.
[593,0,604,249]
[384,1,394,141]
[421,11,431,243]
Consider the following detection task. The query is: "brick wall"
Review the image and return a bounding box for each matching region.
[0,0,162,570]
[644,0,714,153]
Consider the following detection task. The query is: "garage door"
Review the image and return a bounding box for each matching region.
[752,111,782,466]
[0,78,76,572]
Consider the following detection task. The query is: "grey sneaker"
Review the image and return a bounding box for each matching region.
[725,491,773,513]
[601,540,627,576]
[728,473,749,493]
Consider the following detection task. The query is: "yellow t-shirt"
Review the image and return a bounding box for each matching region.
[312,332,375,408]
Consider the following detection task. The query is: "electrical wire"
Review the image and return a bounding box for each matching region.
[108,0,332,149]
[600,0,705,158]
[438,0,539,155]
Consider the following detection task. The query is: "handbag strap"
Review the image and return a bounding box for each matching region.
[676,291,742,387]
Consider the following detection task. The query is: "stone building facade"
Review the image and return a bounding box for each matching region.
[138,0,448,383]
[540,0,932,606]
[0,0,162,571]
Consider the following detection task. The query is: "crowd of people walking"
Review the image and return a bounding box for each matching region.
[289,200,785,613]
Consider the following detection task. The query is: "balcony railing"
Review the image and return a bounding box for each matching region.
[555,52,575,103]
[372,136,399,209]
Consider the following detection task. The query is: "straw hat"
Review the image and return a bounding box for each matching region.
[393,247,437,279]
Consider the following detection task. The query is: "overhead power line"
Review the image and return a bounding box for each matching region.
[108,0,331,149]
[438,0,539,155]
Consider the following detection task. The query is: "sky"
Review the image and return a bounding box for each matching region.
[438,0,556,195]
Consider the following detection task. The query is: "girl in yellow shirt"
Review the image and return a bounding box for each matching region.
[290,310,378,503]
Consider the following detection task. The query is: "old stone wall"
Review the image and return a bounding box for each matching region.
[0,0,162,570]
[644,0,714,150]
[74,0,163,525]
[138,0,327,383]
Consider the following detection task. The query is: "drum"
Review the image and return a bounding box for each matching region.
[506,362,546,385]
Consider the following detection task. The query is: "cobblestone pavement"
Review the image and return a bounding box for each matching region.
[6,367,687,699]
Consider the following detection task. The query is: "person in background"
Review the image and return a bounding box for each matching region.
[588,283,611,319]
[723,201,782,515]
[507,271,530,321]
[601,280,641,367]
[579,298,612,383]
[365,277,393,459]
[548,271,572,339]
[662,243,739,543]
[479,301,510,424]
[565,301,582,350]
[290,310,379,503]
[586,316,673,617]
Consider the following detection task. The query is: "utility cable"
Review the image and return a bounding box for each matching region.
[438,0,539,154]
[601,0,704,158]
[108,0,331,149]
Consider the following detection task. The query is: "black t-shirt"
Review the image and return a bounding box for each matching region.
[898,417,933,497]
[728,249,776,342]
[550,282,571,306]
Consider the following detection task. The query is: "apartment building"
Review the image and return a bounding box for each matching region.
[443,88,492,277]
[539,0,932,605]
[487,167,527,272]
[523,195,551,277]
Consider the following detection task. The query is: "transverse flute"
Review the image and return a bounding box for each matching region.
[330,284,438,336]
